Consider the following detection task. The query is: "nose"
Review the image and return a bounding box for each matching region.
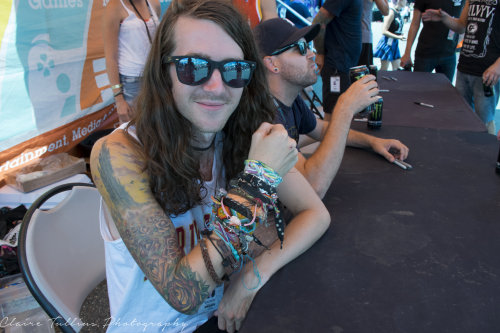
[307,48,316,63]
[203,68,225,92]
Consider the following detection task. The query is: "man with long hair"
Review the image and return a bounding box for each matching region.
[254,18,409,198]
[90,0,330,332]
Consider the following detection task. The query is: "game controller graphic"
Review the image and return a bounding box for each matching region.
[28,33,84,132]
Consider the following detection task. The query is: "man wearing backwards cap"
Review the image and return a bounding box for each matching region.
[253,18,409,198]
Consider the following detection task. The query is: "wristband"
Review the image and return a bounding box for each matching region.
[244,160,283,187]
[113,90,123,98]
[200,238,224,285]
[111,83,123,90]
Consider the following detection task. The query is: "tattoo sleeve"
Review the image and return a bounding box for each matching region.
[312,8,333,55]
[91,138,210,315]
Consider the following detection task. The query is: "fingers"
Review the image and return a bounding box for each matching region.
[248,123,298,176]
[217,312,242,333]
[388,141,410,161]
[483,71,499,86]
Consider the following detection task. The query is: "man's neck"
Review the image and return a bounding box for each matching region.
[268,76,301,107]
[192,132,216,150]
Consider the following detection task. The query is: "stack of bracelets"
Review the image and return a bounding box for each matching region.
[111,83,123,98]
[200,160,285,289]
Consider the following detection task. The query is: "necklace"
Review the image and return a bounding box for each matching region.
[128,0,155,43]
[192,136,216,152]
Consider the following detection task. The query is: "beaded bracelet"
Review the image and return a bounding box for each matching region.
[200,238,224,285]
[244,160,283,187]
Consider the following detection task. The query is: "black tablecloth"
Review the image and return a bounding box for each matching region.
[240,125,500,333]
[375,71,486,132]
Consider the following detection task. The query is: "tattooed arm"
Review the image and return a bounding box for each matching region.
[90,130,222,314]
[90,123,302,316]
[312,7,334,71]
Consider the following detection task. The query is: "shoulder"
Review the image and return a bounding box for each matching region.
[90,129,145,181]
[103,0,127,22]
[149,0,161,16]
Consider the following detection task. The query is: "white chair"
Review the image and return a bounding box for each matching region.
[18,183,106,333]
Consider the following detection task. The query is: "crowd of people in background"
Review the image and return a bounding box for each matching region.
[95,0,499,332]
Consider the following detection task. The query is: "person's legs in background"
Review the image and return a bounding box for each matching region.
[380,60,390,70]
[390,59,401,70]
[434,55,457,82]
[414,56,438,73]
[456,71,499,135]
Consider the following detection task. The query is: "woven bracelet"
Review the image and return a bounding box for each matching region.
[213,238,241,278]
[200,238,224,285]
[244,160,283,187]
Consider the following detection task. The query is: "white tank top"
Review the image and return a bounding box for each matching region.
[118,0,159,77]
[100,124,224,332]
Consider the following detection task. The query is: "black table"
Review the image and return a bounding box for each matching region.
[240,124,500,332]
[376,71,486,132]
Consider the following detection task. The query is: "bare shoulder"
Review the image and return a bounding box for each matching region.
[90,129,151,218]
[103,0,127,22]
[150,0,162,16]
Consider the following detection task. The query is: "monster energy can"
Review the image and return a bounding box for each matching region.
[349,65,369,84]
[349,65,373,117]
[368,98,383,129]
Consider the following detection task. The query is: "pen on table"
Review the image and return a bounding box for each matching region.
[382,76,392,81]
[390,76,398,81]
[414,101,434,108]
[379,89,390,92]
[393,159,413,170]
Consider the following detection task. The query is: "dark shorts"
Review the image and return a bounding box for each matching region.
[357,43,374,66]
[320,66,350,114]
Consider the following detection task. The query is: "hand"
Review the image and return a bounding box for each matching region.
[483,59,500,86]
[338,74,380,116]
[248,123,298,177]
[315,54,324,72]
[115,97,132,124]
[400,35,407,41]
[370,138,409,162]
[400,53,413,68]
[215,270,259,333]
[421,8,447,22]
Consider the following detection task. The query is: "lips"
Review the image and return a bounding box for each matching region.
[195,100,227,112]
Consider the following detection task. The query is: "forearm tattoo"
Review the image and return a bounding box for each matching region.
[93,141,209,314]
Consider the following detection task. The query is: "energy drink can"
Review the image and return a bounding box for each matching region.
[484,83,493,97]
[349,65,369,84]
[368,65,378,79]
[350,65,372,116]
[368,98,383,129]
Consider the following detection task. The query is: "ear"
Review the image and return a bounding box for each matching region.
[263,56,279,74]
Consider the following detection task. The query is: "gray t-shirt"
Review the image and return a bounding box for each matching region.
[361,0,373,43]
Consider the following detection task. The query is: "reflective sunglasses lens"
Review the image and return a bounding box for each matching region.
[222,61,253,88]
[298,41,307,56]
[177,57,211,85]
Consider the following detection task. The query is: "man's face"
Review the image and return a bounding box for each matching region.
[278,38,318,88]
[169,16,244,135]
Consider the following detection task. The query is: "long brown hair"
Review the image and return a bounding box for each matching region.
[129,0,275,215]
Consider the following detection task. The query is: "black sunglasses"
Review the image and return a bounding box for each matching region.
[271,40,314,56]
[164,56,256,88]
